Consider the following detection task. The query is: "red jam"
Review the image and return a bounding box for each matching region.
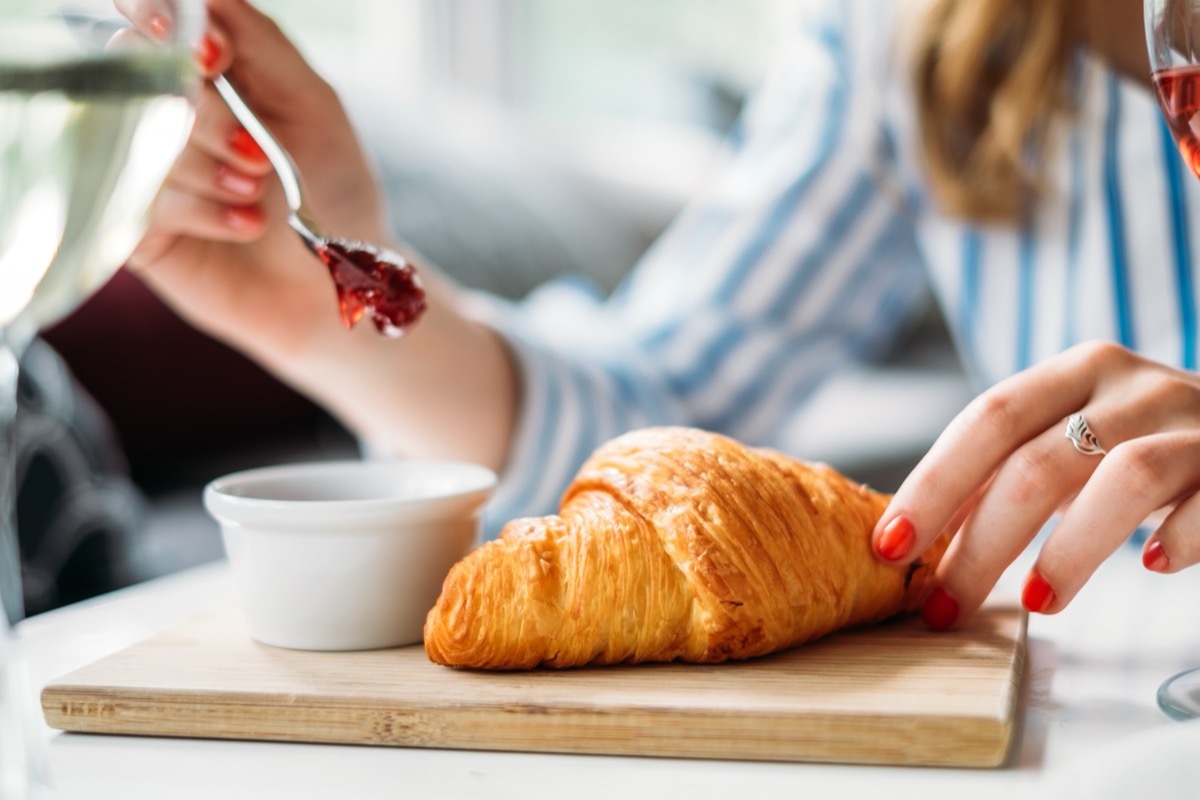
[315,239,427,337]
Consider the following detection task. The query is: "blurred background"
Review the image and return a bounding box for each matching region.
[18,0,969,615]
[315,0,796,294]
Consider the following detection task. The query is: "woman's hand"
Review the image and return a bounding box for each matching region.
[114,0,390,360]
[872,341,1200,628]
[109,0,519,471]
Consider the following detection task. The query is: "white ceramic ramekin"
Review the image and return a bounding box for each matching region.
[203,459,496,651]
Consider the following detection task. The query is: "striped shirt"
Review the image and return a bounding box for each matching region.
[469,0,1200,537]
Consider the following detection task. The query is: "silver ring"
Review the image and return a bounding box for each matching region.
[1065,413,1106,456]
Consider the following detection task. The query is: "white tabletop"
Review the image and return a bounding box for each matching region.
[14,542,1200,800]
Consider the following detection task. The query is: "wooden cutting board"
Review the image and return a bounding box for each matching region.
[41,602,1026,768]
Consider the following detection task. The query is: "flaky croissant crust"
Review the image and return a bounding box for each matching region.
[425,426,948,670]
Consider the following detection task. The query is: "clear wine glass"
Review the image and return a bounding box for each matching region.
[1145,0,1200,722]
[0,0,202,795]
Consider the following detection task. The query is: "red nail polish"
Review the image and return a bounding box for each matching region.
[224,204,265,231]
[876,516,915,561]
[229,127,267,162]
[1143,541,1170,573]
[196,34,220,73]
[1021,570,1056,614]
[922,586,958,631]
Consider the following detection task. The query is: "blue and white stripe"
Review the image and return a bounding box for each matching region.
[472,0,1200,538]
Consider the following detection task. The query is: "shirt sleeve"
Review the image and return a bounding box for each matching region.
[471,0,930,538]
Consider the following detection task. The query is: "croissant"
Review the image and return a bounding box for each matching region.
[424,426,949,670]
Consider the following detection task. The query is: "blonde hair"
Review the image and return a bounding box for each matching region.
[913,0,1077,222]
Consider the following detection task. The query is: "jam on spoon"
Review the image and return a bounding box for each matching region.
[315,239,427,337]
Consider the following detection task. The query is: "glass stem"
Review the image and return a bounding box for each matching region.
[0,339,23,626]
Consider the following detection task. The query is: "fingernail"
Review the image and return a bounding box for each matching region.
[876,516,915,561]
[1021,570,1056,614]
[229,127,267,162]
[224,205,264,231]
[195,33,220,73]
[1143,540,1170,573]
[217,166,259,197]
[147,14,171,41]
[921,586,958,631]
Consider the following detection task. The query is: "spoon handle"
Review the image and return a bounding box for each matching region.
[212,75,306,216]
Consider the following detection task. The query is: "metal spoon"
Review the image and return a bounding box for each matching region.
[211,74,327,254]
[210,75,427,334]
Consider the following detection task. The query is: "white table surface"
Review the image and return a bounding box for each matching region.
[14,541,1200,800]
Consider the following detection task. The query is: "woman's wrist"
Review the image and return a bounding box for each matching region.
[261,278,518,472]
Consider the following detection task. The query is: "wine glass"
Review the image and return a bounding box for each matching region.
[1145,0,1200,721]
[0,0,202,795]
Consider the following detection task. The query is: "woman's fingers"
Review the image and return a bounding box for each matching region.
[874,342,1109,567]
[885,340,1200,630]
[111,0,176,38]
[187,83,273,174]
[169,144,267,206]
[113,0,231,73]
[924,418,1102,626]
[205,0,333,115]
[1030,430,1200,609]
[1145,485,1200,573]
[132,80,273,258]
[140,183,266,252]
